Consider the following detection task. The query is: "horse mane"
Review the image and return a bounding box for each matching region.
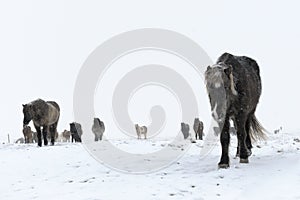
[96,118,101,125]
[217,52,260,78]
[47,101,60,112]
[207,53,240,96]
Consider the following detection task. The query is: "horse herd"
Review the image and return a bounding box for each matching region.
[20,110,203,143]
[19,118,104,144]
[20,52,266,168]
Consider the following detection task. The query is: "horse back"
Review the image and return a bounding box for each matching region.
[218,53,262,100]
[46,101,60,124]
[218,53,261,81]
[47,101,60,112]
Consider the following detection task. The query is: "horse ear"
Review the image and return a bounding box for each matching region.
[22,104,26,107]
[207,65,212,71]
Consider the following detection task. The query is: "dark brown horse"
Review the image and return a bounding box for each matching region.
[205,52,266,168]
[23,125,33,143]
[22,99,60,147]
[193,118,204,140]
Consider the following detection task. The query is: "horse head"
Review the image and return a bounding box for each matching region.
[181,122,189,131]
[135,124,139,131]
[205,63,237,123]
[180,122,185,129]
[22,104,33,126]
[93,118,98,124]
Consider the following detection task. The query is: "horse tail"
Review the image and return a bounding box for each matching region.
[249,114,267,141]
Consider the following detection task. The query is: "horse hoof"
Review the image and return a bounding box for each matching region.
[218,163,230,169]
[240,158,249,163]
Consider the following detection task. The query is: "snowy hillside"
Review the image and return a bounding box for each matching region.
[0,132,299,200]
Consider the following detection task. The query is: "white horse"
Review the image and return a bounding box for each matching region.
[135,124,147,139]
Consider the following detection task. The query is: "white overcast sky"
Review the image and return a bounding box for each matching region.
[0,0,299,141]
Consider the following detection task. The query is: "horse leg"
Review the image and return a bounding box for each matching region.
[42,126,48,146]
[34,125,42,147]
[200,129,203,140]
[218,118,230,168]
[245,118,252,156]
[78,134,82,142]
[94,134,98,141]
[235,115,249,163]
[29,135,33,143]
[100,132,103,141]
[49,124,56,145]
[24,135,28,144]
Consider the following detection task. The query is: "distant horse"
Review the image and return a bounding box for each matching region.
[274,126,282,134]
[92,118,105,141]
[15,137,25,144]
[181,122,190,140]
[205,52,266,168]
[135,124,147,139]
[22,99,60,147]
[193,118,204,140]
[62,130,71,142]
[70,122,82,142]
[23,125,33,143]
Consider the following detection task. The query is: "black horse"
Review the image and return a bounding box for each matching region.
[205,52,265,168]
[70,122,82,142]
[22,99,60,147]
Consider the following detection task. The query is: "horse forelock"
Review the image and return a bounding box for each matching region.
[96,118,101,125]
[205,67,224,89]
[206,63,238,96]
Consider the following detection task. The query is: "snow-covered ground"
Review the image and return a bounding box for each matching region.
[0,132,299,200]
